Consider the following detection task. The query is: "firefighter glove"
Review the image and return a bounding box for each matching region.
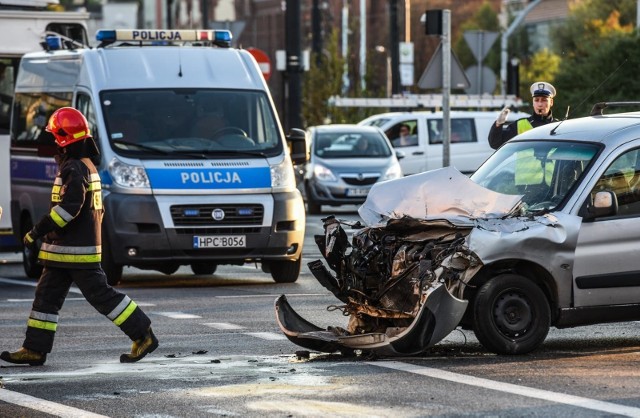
[496,107,510,126]
[23,230,38,250]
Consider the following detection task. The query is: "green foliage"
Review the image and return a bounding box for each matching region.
[302,29,384,127]
[551,0,639,117]
[519,48,561,95]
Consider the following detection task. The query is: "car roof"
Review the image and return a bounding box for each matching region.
[513,111,640,147]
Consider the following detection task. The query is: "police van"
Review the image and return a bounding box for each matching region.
[10,28,308,285]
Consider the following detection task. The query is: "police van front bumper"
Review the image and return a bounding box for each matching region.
[102,191,305,268]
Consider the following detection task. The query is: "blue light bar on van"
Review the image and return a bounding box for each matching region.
[96,29,232,47]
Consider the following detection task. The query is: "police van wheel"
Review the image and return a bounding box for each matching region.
[21,217,43,279]
[191,263,217,275]
[472,274,550,355]
[269,258,301,283]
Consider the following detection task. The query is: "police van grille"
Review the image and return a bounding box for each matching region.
[171,204,264,226]
[175,227,261,234]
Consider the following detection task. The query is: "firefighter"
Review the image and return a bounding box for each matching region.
[0,107,158,366]
[488,81,558,149]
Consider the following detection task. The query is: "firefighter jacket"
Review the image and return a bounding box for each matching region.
[488,112,557,150]
[32,156,103,269]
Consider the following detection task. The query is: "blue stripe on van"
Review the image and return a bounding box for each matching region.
[146,167,271,189]
[10,159,58,181]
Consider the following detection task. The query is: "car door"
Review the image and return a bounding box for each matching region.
[572,147,640,307]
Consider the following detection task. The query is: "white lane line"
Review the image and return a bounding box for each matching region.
[214,293,327,299]
[202,322,246,330]
[0,278,82,294]
[154,312,202,319]
[370,361,640,417]
[244,332,288,341]
[0,388,109,418]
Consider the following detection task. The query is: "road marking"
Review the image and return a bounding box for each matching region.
[0,388,109,418]
[371,361,640,417]
[155,311,202,319]
[244,332,288,341]
[202,322,246,330]
[0,278,82,294]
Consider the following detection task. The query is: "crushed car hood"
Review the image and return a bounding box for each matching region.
[276,167,583,357]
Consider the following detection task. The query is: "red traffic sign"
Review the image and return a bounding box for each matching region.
[247,47,272,81]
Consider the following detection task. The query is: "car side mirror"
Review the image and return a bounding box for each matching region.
[286,128,309,165]
[584,191,618,220]
[395,150,405,160]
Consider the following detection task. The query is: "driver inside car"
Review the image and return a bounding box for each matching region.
[191,102,227,140]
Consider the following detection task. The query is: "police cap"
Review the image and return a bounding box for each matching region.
[530,81,556,98]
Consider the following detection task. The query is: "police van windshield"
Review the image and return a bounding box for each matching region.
[102,89,282,158]
[471,141,600,213]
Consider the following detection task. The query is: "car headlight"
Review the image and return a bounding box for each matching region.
[271,155,297,192]
[313,163,337,182]
[381,161,403,181]
[108,158,150,188]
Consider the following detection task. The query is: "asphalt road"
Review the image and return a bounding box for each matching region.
[2,206,640,417]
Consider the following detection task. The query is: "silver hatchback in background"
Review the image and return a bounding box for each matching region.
[303,124,403,214]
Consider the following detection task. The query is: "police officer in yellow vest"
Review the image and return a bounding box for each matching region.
[1,107,158,366]
[488,81,558,149]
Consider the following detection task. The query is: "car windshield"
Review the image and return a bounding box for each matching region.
[314,131,392,158]
[471,141,600,213]
[101,89,282,159]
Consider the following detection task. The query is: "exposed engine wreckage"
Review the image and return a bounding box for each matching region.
[275,167,581,356]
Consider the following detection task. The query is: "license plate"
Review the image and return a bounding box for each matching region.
[193,235,246,248]
[346,188,370,197]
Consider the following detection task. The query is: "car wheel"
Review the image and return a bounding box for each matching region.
[305,184,322,214]
[21,216,43,279]
[269,258,301,283]
[102,232,123,286]
[473,273,550,355]
[191,262,218,275]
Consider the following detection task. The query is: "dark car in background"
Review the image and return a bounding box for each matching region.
[303,124,403,214]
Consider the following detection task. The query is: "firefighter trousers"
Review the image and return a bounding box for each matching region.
[23,266,151,353]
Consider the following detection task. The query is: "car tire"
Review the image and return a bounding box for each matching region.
[305,184,322,214]
[191,262,217,275]
[269,258,301,283]
[473,273,550,355]
[21,216,43,279]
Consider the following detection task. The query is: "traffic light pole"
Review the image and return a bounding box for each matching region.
[285,0,302,130]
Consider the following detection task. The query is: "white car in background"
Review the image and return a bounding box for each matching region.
[359,110,529,176]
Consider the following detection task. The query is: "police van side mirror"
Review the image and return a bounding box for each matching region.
[287,128,309,165]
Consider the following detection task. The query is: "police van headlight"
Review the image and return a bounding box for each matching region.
[108,158,150,188]
[270,155,296,192]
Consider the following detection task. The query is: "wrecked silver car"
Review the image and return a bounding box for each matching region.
[277,109,640,356]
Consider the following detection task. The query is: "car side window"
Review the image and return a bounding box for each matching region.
[591,148,640,218]
[427,119,477,144]
[387,120,418,148]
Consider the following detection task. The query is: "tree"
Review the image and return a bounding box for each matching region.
[552,0,637,117]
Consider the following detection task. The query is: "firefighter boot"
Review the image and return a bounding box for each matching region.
[120,327,158,363]
[0,347,47,366]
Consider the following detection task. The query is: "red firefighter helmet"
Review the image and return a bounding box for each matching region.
[46,107,91,147]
